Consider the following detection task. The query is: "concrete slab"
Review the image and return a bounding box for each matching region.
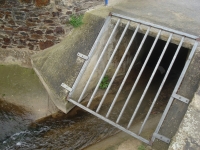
[112,0,200,36]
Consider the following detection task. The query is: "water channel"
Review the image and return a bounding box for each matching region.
[0,63,181,150]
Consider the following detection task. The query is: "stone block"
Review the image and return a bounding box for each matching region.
[3,38,11,45]
[54,27,64,34]
[45,29,53,34]
[0,0,6,5]
[31,34,43,40]
[35,0,50,7]
[39,40,54,50]
[19,0,32,4]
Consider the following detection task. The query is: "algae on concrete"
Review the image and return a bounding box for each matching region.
[0,65,58,120]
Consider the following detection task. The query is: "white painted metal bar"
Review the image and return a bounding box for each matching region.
[153,133,170,143]
[69,16,111,97]
[105,27,151,118]
[96,24,140,113]
[111,13,198,40]
[138,37,184,135]
[116,30,162,123]
[127,33,173,129]
[77,52,88,60]
[68,98,150,144]
[87,21,130,107]
[61,83,73,92]
[151,41,198,142]
[172,93,189,104]
[78,19,120,103]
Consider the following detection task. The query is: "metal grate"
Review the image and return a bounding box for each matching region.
[61,13,199,145]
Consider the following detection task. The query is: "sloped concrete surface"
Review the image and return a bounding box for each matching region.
[31,8,110,113]
[169,86,200,150]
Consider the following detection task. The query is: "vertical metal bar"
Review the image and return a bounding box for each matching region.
[127,33,173,129]
[78,19,120,103]
[69,16,111,98]
[96,24,140,113]
[87,21,130,107]
[139,37,184,135]
[151,41,198,142]
[105,27,151,117]
[116,30,162,123]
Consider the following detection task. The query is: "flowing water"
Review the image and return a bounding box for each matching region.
[0,64,180,150]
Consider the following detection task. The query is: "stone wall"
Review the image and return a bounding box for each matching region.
[0,0,103,51]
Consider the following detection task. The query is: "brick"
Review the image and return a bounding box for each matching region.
[46,29,53,34]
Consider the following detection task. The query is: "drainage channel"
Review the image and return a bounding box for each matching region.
[62,13,199,145]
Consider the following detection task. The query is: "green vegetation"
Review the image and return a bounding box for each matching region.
[69,14,83,28]
[138,144,146,150]
[99,76,109,89]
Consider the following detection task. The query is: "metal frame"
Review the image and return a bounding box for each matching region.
[62,13,199,145]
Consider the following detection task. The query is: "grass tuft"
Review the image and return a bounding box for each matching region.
[99,76,109,89]
[69,14,83,28]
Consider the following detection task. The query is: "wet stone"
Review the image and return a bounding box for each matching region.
[39,40,54,50]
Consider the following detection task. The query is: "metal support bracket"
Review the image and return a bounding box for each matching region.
[77,52,89,60]
[172,93,189,104]
[61,83,73,92]
[153,133,170,143]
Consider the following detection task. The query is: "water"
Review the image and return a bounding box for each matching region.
[0,64,180,150]
[0,102,118,150]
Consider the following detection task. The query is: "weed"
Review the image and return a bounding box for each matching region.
[99,76,109,89]
[69,14,83,28]
[138,144,146,150]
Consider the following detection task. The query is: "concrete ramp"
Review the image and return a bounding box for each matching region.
[31,11,107,113]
